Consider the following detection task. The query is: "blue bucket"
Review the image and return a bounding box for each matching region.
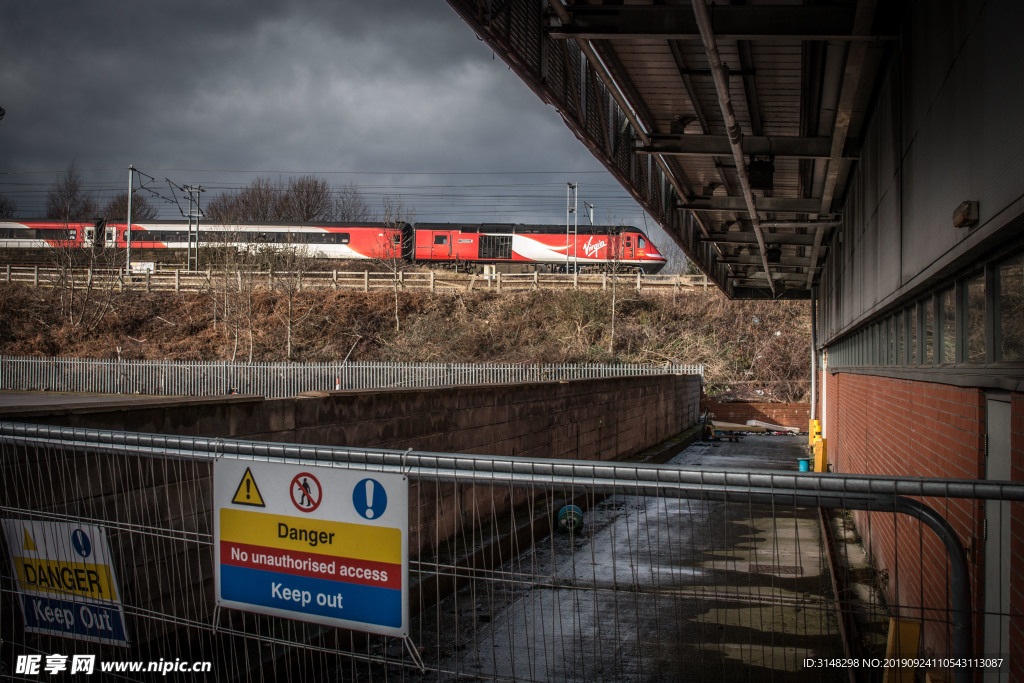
[557,504,584,532]
[798,458,811,472]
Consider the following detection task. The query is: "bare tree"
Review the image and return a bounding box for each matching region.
[606,225,625,354]
[45,162,98,221]
[203,226,263,362]
[335,183,374,221]
[44,223,121,332]
[266,234,315,360]
[205,176,374,225]
[277,176,334,222]
[205,177,281,224]
[101,192,157,222]
[38,163,119,329]
[0,192,16,218]
[375,196,413,333]
[204,192,243,225]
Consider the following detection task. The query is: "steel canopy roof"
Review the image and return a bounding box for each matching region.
[444,0,906,299]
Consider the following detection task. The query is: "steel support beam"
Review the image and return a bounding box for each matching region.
[639,134,849,159]
[701,231,818,246]
[717,254,816,268]
[760,221,841,229]
[819,0,877,214]
[692,0,775,296]
[684,197,823,213]
[805,226,827,288]
[548,4,885,42]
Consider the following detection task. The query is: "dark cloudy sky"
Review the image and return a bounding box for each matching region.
[0,1,681,262]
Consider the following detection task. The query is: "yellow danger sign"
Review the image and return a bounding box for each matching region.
[23,529,37,552]
[13,557,119,601]
[232,467,265,507]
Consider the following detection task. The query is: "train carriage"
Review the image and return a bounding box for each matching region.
[0,219,667,273]
[0,221,90,249]
[103,221,410,260]
[413,223,667,273]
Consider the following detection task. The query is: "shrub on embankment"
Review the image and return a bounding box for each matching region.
[0,283,811,401]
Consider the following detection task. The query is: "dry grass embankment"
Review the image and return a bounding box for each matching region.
[0,282,811,402]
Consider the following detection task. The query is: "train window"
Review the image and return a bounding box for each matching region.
[39,229,74,240]
[338,233,350,244]
[392,233,401,244]
[434,235,448,245]
[638,237,646,249]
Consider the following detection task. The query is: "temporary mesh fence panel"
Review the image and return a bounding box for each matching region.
[0,357,703,398]
[1,423,1018,682]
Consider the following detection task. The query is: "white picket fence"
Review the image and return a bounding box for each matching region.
[0,356,703,398]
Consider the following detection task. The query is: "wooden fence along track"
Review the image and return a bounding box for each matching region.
[1,264,710,295]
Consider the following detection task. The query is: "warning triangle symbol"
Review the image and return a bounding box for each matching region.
[23,528,37,552]
[232,467,266,507]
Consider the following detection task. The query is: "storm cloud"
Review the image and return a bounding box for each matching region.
[0,1,678,257]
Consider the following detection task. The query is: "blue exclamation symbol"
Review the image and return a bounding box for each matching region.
[353,478,387,520]
[364,480,375,519]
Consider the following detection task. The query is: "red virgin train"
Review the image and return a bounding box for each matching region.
[0,220,668,273]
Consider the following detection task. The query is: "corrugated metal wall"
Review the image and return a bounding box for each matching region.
[819,0,1024,342]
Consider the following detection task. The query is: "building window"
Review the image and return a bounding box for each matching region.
[965,272,986,363]
[890,316,898,365]
[895,311,904,365]
[909,305,917,365]
[940,288,956,364]
[998,254,1024,361]
[875,322,883,365]
[923,297,934,364]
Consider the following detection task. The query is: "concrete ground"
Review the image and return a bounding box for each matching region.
[398,433,846,682]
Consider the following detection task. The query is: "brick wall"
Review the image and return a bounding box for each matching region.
[827,372,986,657]
[703,400,810,430]
[0,375,701,657]
[2,374,701,462]
[2,373,701,561]
[1012,393,1024,681]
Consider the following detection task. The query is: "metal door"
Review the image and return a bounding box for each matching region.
[431,233,451,261]
[622,234,635,260]
[984,395,1010,682]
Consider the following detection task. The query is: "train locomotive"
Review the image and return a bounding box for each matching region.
[0,219,668,274]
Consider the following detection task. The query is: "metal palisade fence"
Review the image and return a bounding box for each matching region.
[1,422,1015,682]
[0,356,703,398]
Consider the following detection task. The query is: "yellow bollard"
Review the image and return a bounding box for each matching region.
[813,438,827,472]
[882,618,921,683]
[808,419,821,446]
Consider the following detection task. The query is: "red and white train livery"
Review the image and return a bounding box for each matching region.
[0,220,668,273]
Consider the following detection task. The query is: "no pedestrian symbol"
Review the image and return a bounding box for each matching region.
[290,473,322,512]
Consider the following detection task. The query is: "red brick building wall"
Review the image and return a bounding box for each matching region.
[825,372,986,657]
[702,400,810,430]
[1012,393,1024,681]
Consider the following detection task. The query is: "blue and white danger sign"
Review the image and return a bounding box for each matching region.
[214,461,409,638]
[1,520,128,646]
